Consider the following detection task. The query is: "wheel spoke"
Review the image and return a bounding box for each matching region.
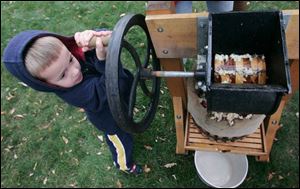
[128,71,139,118]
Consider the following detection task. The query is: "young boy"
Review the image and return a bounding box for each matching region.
[3,29,143,174]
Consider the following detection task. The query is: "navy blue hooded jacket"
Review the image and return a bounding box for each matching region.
[3,30,133,134]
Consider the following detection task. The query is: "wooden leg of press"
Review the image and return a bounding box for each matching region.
[173,97,187,154]
[256,100,286,162]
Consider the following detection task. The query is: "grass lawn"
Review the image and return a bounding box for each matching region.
[1,1,299,188]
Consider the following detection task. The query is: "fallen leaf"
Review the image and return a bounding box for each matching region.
[6,92,15,101]
[33,162,37,170]
[78,108,85,112]
[78,116,87,123]
[41,123,51,129]
[134,108,139,113]
[14,114,25,119]
[164,163,177,168]
[62,136,69,144]
[278,175,284,180]
[69,183,77,187]
[18,82,28,87]
[296,112,299,118]
[14,154,18,159]
[157,136,166,141]
[144,145,153,150]
[72,158,79,165]
[172,174,177,180]
[29,173,34,177]
[139,43,145,48]
[1,111,6,115]
[268,172,275,181]
[144,164,151,173]
[9,108,16,115]
[116,179,122,188]
[120,13,126,17]
[43,177,48,185]
[97,135,104,142]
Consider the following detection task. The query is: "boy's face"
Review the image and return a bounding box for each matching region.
[39,45,83,88]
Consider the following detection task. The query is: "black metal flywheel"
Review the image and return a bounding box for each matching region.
[105,14,161,134]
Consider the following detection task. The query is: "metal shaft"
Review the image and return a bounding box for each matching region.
[151,71,195,77]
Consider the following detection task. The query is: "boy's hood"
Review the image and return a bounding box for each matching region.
[3,30,85,92]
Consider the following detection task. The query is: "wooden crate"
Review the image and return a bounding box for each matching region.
[184,113,267,156]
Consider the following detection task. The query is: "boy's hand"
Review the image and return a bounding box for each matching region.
[74,30,112,60]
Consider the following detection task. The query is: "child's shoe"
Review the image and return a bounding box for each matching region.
[125,164,143,175]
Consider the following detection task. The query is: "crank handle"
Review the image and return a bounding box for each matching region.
[89,35,111,47]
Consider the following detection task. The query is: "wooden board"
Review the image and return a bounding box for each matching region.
[146,10,299,59]
[184,113,267,156]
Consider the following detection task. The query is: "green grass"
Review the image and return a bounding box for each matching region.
[1,1,299,188]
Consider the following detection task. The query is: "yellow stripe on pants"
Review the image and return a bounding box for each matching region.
[107,134,128,171]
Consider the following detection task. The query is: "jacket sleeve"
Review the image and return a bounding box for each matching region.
[56,76,108,113]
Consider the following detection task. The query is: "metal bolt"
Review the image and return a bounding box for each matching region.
[197,81,203,86]
[197,64,204,70]
[176,115,181,119]
[272,120,278,125]
[157,27,164,32]
[163,50,168,54]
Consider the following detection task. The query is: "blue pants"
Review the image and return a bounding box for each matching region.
[104,128,134,171]
[103,67,134,171]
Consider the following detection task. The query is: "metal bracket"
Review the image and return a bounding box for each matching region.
[196,17,209,94]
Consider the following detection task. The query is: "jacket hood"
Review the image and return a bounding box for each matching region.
[3,30,84,92]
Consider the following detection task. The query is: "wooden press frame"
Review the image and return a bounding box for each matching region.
[145,2,299,162]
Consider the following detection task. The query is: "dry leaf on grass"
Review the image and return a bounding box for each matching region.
[78,116,87,123]
[62,136,69,144]
[144,164,151,173]
[144,145,153,150]
[18,82,28,87]
[116,179,122,188]
[43,177,48,185]
[164,163,177,168]
[268,172,276,181]
[97,135,104,142]
[14,114,25,119]
[172,174,177,180]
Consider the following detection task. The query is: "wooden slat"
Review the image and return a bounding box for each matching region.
[189,138,263,149]
[173,97,186,154]
[186,143,265,156]
[184,113,267,156]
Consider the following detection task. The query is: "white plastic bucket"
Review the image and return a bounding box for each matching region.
[194,151,248,188]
